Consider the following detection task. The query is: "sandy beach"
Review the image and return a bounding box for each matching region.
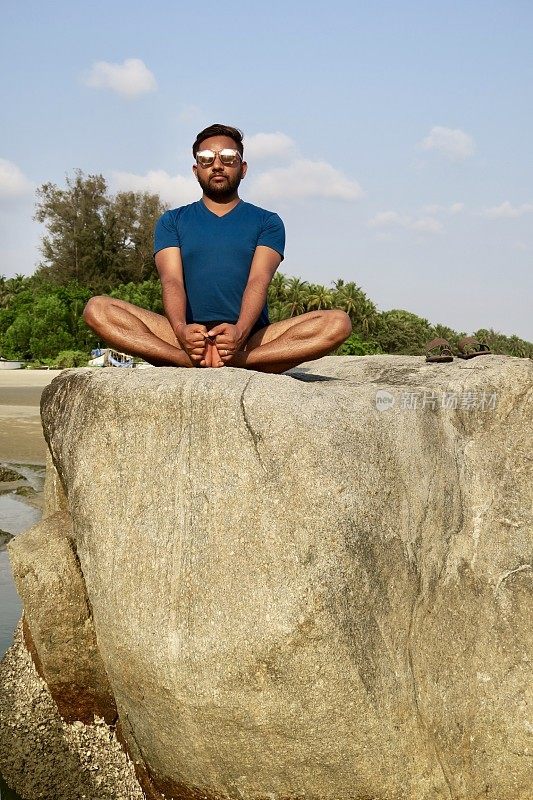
[0,370,62,464]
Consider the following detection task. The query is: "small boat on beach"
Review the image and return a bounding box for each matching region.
[0,358,22,370]
[88,348,134,368]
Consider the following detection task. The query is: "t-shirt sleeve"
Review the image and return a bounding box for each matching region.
[257,213,285,261]
[153,210,180,256]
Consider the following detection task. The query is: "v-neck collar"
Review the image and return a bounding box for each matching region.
[199,198,243,220]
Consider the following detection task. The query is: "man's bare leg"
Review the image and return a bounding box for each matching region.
[83,298,351,372]
[83,296,194,367]
[230,310,352,373]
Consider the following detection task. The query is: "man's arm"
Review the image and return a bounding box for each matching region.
[236,245,282,338]
[154,247,187,334]
[155,246,208,364]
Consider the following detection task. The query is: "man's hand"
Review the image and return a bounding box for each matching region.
[174,323,208,366]
[205,323,247,364]
[175,322,247,368]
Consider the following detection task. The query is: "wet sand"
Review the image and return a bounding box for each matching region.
[0,371,62,464]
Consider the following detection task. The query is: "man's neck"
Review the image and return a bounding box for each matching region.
[202,194,241,217]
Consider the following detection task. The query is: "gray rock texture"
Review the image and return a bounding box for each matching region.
[43,447,68,518]
[2,355,533,800]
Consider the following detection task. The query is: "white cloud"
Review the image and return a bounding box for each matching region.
[249,159,363,202]
[244,132,295,160]
[85,58,157,98]
[112,169,198,205]
[422,202,465,215]
[0,158,33,199]
[450,202,465,214]
[368,210,443,235]
[420,126,475,161]
[410,217,444,234]
[368,211,404,228]
[481,201,533,219]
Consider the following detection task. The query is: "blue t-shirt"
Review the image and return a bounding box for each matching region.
[153,199,285,326]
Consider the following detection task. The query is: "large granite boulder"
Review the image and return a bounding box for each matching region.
[3,355,533,799]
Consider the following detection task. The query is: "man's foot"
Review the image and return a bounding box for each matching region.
[201,340,225,367]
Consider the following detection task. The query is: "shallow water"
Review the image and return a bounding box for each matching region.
[0,481,42,800]
[6,464,46,493]
[0,493,41,657]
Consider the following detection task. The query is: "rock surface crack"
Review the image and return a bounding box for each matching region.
[406,460,456,800]
[239,376,267,474]
[407,587,456,800]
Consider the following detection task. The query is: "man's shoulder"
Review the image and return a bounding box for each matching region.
[160,201,200,223]
[241,201,285,257]
[240,201,284,224]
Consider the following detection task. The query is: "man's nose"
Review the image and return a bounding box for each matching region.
[211,154,225,169]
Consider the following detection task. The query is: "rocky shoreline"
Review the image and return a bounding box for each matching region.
[0,464,45,503]
[0,625,143,800]
[0,463,44,553]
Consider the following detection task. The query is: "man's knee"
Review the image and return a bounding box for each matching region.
[82,295,111,328]
[328,309,352,344]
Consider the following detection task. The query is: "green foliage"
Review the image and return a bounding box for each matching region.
[110,280,163,313]
[373,309,433,355]
[0,278,98,360]
[281,276,310,317]
[48,350,89,368]
[333,280,378,334]
[335,333,382,356]
[472,328,532,358]
[29,295,76,359]
[2,311,33,359]
[0,275,167,361]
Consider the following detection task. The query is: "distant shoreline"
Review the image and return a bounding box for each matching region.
[0,370,62,464]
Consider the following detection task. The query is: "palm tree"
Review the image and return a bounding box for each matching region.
[306,285,334,310]
[357,298,378,335]
[333,281,377,333]
[282,277,309,317]
[0,276,7,308]
[334,281,362,318]
[0,274,27,308]
[269,271,287,304]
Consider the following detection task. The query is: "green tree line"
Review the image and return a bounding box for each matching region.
[0,171,531,364]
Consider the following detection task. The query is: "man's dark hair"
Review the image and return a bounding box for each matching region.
[192,124,244,158]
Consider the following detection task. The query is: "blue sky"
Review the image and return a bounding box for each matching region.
[1,0,532,339]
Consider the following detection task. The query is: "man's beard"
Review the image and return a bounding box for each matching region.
[196,169,243,201]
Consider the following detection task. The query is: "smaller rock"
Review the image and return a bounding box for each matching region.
[8,511,117,724]
[0,529,14,550]
[15,485,36,498]
[0,466,22,482]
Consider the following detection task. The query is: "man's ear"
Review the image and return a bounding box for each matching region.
[241,161,248,179]
[192,164,198,179]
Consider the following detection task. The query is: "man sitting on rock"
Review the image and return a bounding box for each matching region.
[83,124,351,373]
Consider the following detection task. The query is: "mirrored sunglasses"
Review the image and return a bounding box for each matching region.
[196,148,242,167]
